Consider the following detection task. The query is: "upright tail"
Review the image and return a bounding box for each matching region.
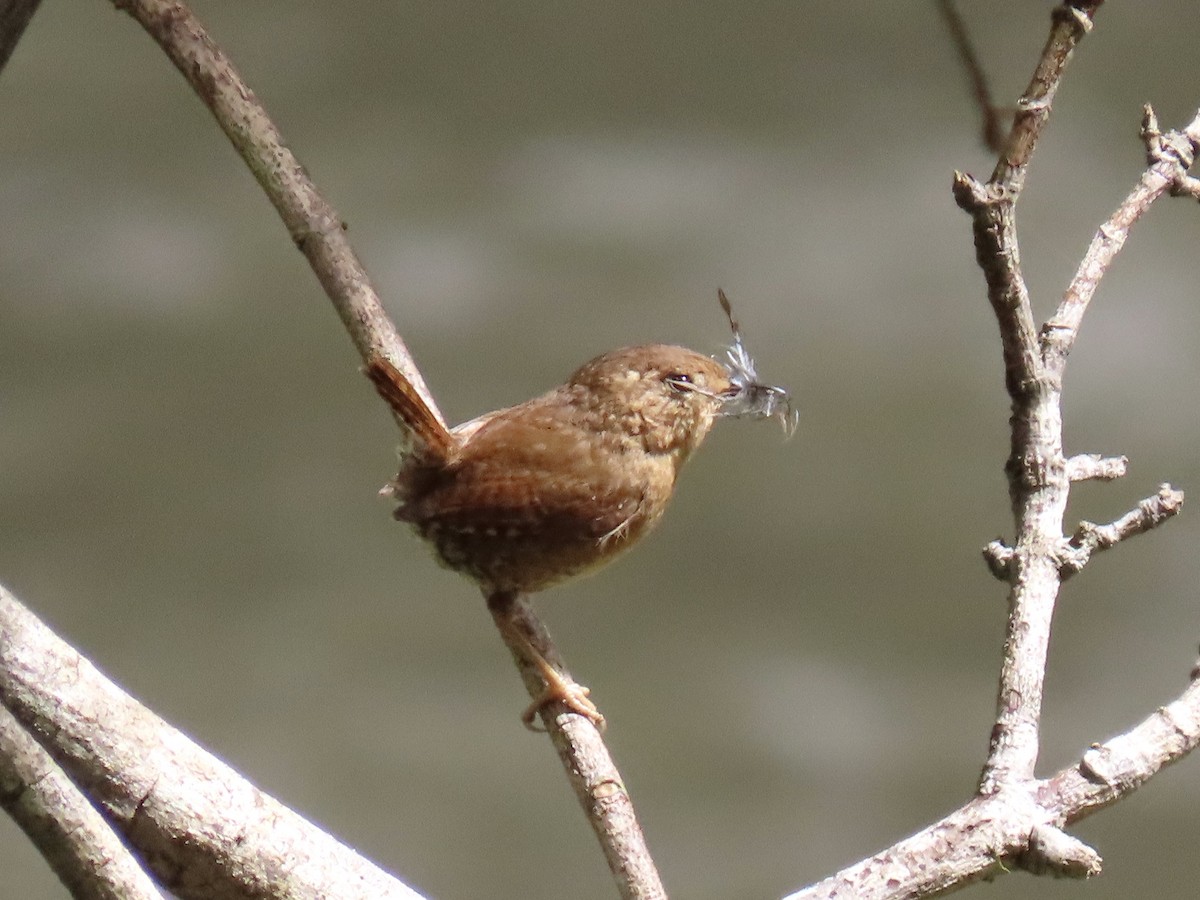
[364,356,458,464]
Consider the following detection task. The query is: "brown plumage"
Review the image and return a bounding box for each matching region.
[367,305,792,730]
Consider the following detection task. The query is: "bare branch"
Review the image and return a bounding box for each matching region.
[497,599,666,900]
[1039,673,1200,823]
[950,170,1041,399]
[958,15,1194,796]
[1172,174,1200,201]
[1065,453,1127,482]
[1043,106,1200,367]
[786,666,1200,899]
[783,795,1028,900]
[1021,825,1101,879]
[111,0,445,428]
[951,2,1103,398]
[0,585,426,900]
[787,5,1197,888]
[982,539,1014,581]
[1060,484,1184,575]
[956,3,1106,796]
[990,2,1101,191]
[55,6,667,895]
[0,706,162,900]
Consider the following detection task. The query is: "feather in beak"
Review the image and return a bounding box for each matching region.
[715,289,797,435]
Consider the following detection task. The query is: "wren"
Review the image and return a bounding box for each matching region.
[366,291,793,730]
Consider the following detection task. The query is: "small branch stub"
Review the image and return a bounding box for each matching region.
[1142,104,1198,178]
[1141,104,1164,162]
[1172,175,1200,202]
[1021,825,1102,879]
[1065,453,1127,482]
[1080,741,1127,789]
[983,539,1015,581]
[951,170,995,212]
[1053,2,1096,36]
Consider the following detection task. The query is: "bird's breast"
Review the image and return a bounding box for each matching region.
[397,418,677,594]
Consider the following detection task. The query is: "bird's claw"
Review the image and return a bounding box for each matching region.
[522,681,606,733]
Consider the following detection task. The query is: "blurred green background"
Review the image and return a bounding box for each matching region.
[2,2,1198,898]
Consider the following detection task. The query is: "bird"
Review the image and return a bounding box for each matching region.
[366,291,793,730]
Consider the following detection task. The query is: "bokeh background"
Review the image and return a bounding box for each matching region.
[2,2,1199,898]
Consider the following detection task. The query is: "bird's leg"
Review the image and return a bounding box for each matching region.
[486,591,606,732]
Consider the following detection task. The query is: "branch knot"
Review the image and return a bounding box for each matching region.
[983,539,1015,580]
[1051,3,1096,36]
[1020,825,1102,878]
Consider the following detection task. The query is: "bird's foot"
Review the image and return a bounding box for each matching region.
[521,676,606,733]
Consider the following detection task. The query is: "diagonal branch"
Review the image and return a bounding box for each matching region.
[991,1,1102,190]
[100,2,666,896]
[0,585,427,900]
[1043,106,1200,368]
[0,704,162,900]
[112,0,443,427]
[1059,484,1184,576]
[1041,672,1200,822]
[499,599,665,900]
[784,660,1200,900]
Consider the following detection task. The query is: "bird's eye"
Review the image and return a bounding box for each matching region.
[664,372,693,393]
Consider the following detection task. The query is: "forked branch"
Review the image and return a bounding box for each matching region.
[785,3,1200,896]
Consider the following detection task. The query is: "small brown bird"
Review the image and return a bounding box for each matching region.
[367,291,793,730]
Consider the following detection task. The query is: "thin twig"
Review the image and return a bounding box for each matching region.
[1043,106,1200,367]
[951,1,1103,398]
[990,2,1102,189]
[500,599,665,900]
[109,2,665,895]
[1064,453,1127,482]
[112,0,443,427]
[0,585,426,900]
[1172,174,1200,200]
[1060,484,1184,575]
